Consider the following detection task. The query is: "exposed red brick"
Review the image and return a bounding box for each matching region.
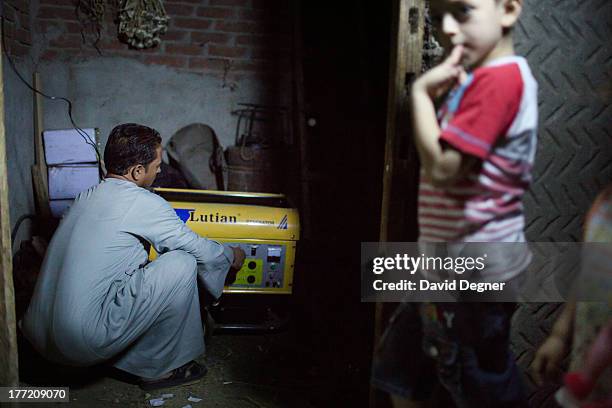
[165,43,203,56]
[164,3,194,17]
[235,35,257,46]
[236,34,290,47]
[49,34,82,48]
[18,12,31,28]
[65,21,82,33]
[78,49,103,58]
[3,6,17,22]
[104,50,138,59]
[196,7,235,19]
[9,0,30,13]
[137,46,162,54]
[39,0,77,7]
[77,27,108,47]
[98,39,128,51]
[102,22,117,36]
[38,6,77,21]
[208,44,247,58]
[2,41,12,55]
[29,0,290,74]
[2,21,15,39]
[37,19,60,32]
[188,57,227,71]
[162,30,188,42]
[103,11,116,23]
[210,0,250,7]
[55,48,79,55]
[41,49,59,60]
[173,17,212,30]
[15,28,31,45]
[214,20,258,33]
[191,32,230,45]
[12,42,30,56]
[144,55,187,68]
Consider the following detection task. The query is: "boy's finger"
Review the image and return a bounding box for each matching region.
[446,45,464,66]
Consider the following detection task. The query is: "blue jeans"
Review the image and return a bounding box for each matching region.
[371,302,527,407]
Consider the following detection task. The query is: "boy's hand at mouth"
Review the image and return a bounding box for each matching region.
[413,45,466,99]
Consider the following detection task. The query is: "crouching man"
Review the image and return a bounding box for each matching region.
[22,123,245,390]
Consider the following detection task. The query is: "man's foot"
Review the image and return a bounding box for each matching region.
[138,361,207,391]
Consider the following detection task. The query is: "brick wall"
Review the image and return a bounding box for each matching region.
[35,0,292,77]
[2,0,33,58]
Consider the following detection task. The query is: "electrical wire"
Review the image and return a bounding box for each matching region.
[11,213,35,246]
[0,15,103,172]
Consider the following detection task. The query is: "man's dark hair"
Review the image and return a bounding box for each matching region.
[104,123,162,175]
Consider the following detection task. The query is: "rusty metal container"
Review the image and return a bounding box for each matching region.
[225,146,283,193]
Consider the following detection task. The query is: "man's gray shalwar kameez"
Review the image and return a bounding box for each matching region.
[22,179,233,378]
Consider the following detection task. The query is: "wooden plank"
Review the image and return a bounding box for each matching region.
[0,35,20,387]
[371,1,424,406]
[378,0,424,243]
[33,73,45,167]
[31,72,50,220]
[291,0,311,239]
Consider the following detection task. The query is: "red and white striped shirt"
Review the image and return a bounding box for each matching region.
[419,56,538,247]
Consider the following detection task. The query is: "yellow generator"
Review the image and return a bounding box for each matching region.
[153,188,300,332]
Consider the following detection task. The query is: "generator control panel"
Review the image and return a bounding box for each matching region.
[223,242,291,292]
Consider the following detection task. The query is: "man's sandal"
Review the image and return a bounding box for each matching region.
[138,361,207,391]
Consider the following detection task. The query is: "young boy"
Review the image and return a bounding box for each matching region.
[372,0,536,406]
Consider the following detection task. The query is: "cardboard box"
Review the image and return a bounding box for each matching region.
[48,164,100,200]
[43,128,99,165]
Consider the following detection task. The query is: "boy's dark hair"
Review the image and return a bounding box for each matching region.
[104,123,162,175]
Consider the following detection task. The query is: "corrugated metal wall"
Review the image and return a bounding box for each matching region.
[511,1,612,404]
[517,0,612,241]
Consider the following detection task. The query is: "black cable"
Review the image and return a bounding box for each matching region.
[0,14,103,173]
[11,214,36,246]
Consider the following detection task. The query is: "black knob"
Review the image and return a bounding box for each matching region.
[247,275,256,284]
[248,261,257,270]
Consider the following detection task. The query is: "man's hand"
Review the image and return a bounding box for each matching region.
[225,246,246,286]
[230,246,246,270]
[531,335,568,386]
[413,45,466,100]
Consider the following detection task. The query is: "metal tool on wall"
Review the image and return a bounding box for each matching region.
[226,103,289,193]
[233,103,288,155]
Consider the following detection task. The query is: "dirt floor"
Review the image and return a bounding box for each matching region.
[18,329,331,408]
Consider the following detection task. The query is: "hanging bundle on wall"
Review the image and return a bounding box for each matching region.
[77,0,108,51]
[118,0,169,49]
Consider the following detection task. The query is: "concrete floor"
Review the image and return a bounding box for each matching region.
[19,330,331,408]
